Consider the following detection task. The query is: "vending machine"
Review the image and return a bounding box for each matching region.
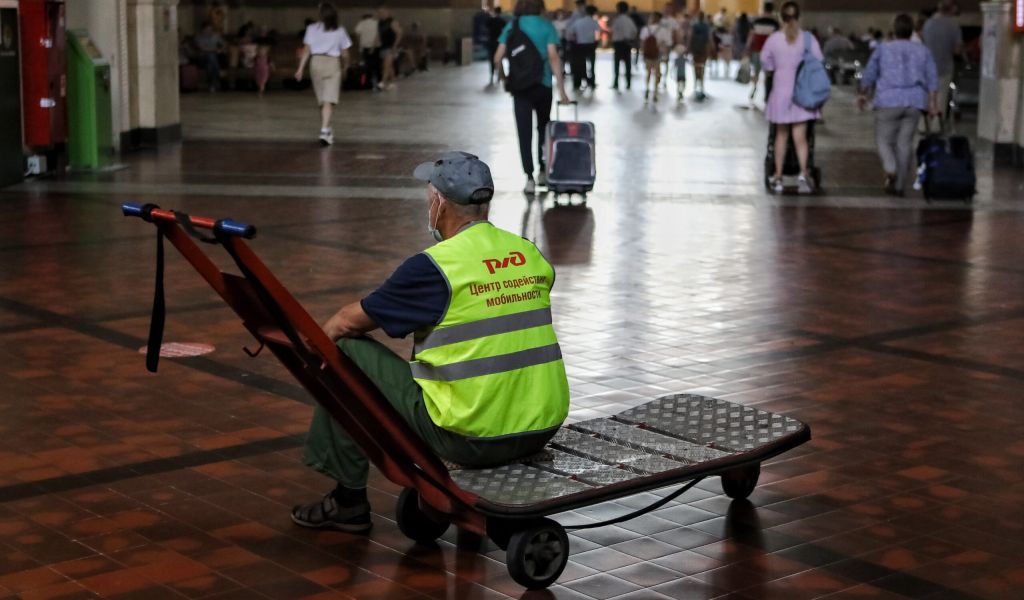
[19,0,65,150]
[0,0,22,187]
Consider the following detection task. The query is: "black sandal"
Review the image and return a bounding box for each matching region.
[291,492,372,532]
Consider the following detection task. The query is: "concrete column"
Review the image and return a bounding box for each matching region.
[978,1,1023,164]
[126,0,180,146]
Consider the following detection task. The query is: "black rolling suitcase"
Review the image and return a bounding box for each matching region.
[342,63,373,91]
[544,101,595,199]
[915,134,975,201]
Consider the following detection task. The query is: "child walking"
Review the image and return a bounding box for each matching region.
[674,45,687,102]
[255,45,272,96]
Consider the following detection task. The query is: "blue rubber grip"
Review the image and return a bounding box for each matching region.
[122,202,144,217]
[217,219,256,239]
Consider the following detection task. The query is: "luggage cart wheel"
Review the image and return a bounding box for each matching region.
[396,488,450,543]
[506,518,569,590]
[720,463,761,500]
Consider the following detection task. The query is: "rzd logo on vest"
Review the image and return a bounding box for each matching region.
[482,251,526,274]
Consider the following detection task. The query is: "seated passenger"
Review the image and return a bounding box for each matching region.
[292,152,571,532]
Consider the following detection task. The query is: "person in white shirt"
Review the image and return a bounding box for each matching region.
[354,13,381,89]
[640,12,674,102]
[659,7,681,87]
[295,2,353,146]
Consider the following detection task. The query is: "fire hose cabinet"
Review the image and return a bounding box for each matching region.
[19,0,65,149]
[67,30,112,169]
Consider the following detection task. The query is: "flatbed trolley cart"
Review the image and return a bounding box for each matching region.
[122,203,811,590]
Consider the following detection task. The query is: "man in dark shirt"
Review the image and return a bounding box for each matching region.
[747,3,780,101]
[292,152,569,532]
[487,7,508,85]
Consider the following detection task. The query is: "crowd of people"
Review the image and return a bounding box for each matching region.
[482,1,785,105]
[181,4,427,99]
[184,0,971,200]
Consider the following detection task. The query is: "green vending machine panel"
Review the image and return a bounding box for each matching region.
[0,6,23,188]
[67,29,113,170]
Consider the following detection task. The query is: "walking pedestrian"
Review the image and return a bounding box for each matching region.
[611,2,638,90]
[689,11,714,99]
[761,1,823,194]
[378,6,403,90]
[640,12,672,103]
[748,3,780,102]
[295,2,352,146]
[493,0,571,193]
[857,14,939,196]
[567,5,601,91]
[921,0,962,132]
[354,13,381,89]
[487,7,508,86]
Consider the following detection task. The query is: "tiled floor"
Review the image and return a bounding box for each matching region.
[1,57,1023,599]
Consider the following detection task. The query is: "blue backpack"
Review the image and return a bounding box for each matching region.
[793,32,831,110]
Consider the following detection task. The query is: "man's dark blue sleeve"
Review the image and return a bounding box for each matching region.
[360,253,449,339]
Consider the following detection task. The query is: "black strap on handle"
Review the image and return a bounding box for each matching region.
[140,204,165,373]
[174,211,219,244]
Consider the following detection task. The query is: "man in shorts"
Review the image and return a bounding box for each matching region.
[747,2,779,102]
[688,11,713,100]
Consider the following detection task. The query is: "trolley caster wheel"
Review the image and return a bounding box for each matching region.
[396,488,449,543]
[721,463,760,500]
[506,518,569,590]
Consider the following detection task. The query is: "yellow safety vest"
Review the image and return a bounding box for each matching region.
[411,222,569,438]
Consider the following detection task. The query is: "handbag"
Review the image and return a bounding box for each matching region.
[735,56,751,84]
[793,31,831,110]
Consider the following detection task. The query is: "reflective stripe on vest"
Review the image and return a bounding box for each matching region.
[413,307,553,353]
[412,222,569,439]
[410,343,562,381]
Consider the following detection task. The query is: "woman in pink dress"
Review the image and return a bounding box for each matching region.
[761,1,823,194]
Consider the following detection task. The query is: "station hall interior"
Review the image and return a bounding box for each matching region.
[2,0,1024,599]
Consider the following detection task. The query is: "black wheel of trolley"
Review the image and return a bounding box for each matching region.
[506,518,569,590]
[721,463,761,500]
[396,488,449,543]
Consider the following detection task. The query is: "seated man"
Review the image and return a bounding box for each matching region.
[292,152,570,531]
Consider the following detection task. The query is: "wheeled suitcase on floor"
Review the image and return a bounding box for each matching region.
[544,101,595,198]
[915,134,975,202]
[342,63,373,91]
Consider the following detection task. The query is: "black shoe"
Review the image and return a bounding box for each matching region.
[291,490,371,532]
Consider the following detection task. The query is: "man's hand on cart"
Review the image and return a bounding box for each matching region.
[323,301,377,341]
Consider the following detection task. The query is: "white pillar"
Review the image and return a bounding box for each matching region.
[978,1,1024,162]
[127,0,179,145]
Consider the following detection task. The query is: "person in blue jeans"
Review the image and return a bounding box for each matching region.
[857,13,939,197]
[493,0,571,194]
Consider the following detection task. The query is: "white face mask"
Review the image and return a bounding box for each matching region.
[427,194,444,242]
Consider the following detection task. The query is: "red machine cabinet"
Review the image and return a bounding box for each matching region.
[19,0,65,148]
[1015,0,1024,33]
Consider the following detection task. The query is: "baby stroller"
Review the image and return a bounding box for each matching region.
[763,121,822,193]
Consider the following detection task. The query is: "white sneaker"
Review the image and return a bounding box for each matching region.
[524,177,536,194]
[318,129,333,146]
[771,176,784,194]
[537,171,547,187]
[797,175,813,195]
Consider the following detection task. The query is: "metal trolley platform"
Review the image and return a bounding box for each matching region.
[123,203,811,590]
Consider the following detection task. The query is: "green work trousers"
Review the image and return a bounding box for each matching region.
[303,336,555,489]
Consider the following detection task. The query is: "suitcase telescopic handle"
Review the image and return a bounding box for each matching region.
[556,100,578,121]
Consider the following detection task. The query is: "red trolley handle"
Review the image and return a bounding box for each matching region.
[122,202,256,239]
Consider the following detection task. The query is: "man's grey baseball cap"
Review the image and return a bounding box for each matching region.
[413,152,495,204]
